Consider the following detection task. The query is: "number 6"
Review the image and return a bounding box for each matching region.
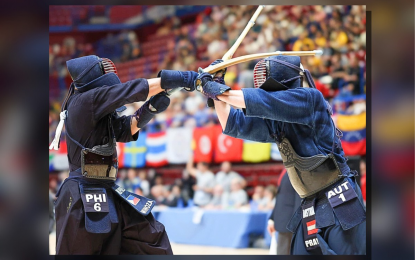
[94,203,101,211]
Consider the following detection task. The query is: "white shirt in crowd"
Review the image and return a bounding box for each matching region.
[228,189,248,207]
[193,170,216,206]
[215,171,244,193]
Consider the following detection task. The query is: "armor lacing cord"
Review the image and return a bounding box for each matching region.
[49,110,67,150]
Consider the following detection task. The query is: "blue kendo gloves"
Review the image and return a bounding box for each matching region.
[133,92,170,129]
[197,72,231,101]
[196,59,231,101]
[157,70,199,91]
[210,59,227,84]
[205,59,227,107]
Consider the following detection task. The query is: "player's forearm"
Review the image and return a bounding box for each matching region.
[146,78,164,99]
[213,100,231,130]
[130,117,141,135]
[217,90,246,108]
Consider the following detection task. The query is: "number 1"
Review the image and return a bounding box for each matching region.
[338,193,346,202]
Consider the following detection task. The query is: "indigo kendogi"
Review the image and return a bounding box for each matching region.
[49,55,197,255]
[192,56,366,255]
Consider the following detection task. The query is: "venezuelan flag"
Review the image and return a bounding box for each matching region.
[336,112,366,156]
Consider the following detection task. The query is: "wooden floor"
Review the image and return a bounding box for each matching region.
[49,232,270,255]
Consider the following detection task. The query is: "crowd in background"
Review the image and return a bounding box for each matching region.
[49,160,278,211]
[50,5,366,142]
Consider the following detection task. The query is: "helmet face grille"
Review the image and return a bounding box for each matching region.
[253,59,267,88]
[101,58,118,75]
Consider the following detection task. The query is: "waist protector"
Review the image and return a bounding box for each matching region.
[278,138,342,198]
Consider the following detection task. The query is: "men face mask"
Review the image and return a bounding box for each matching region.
[253,55,316,91]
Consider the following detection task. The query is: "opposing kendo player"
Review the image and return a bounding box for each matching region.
[49,55,198,254]
[191,56,366,255]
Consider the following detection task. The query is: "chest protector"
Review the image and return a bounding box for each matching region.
[65,113,118,180]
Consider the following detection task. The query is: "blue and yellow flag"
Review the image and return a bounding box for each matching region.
[124,132,147,168]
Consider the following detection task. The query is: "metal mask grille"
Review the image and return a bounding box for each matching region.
[101,58,118,75]
[253,59,267,88]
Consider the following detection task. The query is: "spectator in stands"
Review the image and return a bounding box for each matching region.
[251,185,265,203]
[150,185,166,207]
[149,173,164,187]
[258,185,277,211]
[205,184,227,209]
[137,170,150,197]
[186,156,215,207]
[226,178,248,209]
[164,185,184,207]
[49,178,58,196]
[184,91,204,115]
[215,161,246,193]
[133,185,143,196]
[121,168,141,192]
[344,55,362,95]
[237,61,256,89]
[180,169,196,206]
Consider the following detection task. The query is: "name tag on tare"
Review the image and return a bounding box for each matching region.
[325,180,358,208]
[81,190,109,213]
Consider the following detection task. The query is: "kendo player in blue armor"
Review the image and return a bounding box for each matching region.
[187,56,366,255]
[49,55,198,255]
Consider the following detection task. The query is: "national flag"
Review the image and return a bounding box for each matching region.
[336,112,366,156]
[124,133,147,168]
[335,112,366,132]
[193,126,216,163]
[50,141,69,171]
[126,194,140,206]
[341,139,366,156]
[146,131,168,167]
[242,140,271,163]
[116,142,125,168]
[213,125,243,163]
[341,128,366,142]
[307,219,318,235]
[166,127,193,164]
[271,143,282,161]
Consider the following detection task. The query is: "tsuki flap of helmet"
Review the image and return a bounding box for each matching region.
[259,77,289,92]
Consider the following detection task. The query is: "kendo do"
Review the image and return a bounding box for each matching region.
[192,56,366,255]
[49,55,198,255]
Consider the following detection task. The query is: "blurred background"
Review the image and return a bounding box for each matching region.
[48,5,367,255]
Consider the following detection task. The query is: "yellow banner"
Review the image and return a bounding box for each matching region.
[336,112,366,132]
[242,141,271,163]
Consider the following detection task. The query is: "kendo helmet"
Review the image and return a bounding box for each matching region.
[65,55,126,112]
[253,55,316,91]
[66,55,120,93]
